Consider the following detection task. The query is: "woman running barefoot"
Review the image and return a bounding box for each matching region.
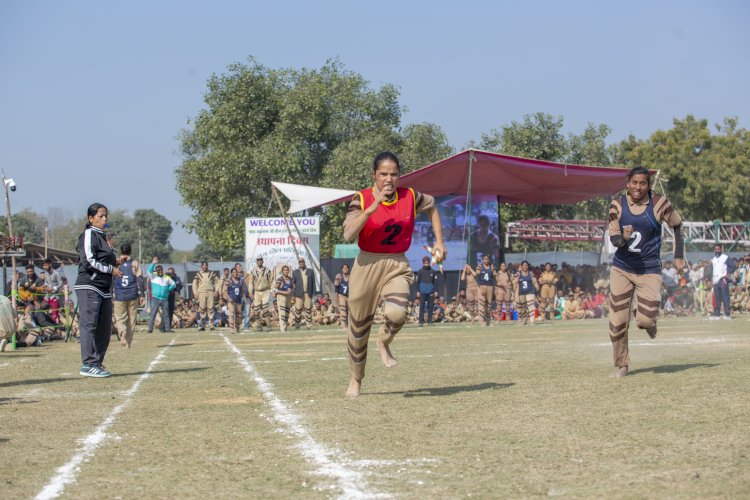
[343,152,446,397]
[607,166,684,378]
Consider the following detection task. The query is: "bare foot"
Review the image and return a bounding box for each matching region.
[613,366,629,378]
[378,339,398,368]
[346,377,361,398]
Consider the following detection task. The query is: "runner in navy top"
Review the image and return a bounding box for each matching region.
[607,166,684,378]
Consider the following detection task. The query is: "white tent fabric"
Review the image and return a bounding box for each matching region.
[271,181,355,214]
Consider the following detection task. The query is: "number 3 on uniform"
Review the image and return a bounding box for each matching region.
[628,231,642,253]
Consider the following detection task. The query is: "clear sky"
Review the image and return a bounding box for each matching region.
[1,0,748,249]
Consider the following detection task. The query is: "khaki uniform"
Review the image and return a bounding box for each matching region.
[114,260,142,348]
[607,193,682,368]
[538,271,558,320]
[192,270,218,328]
[463,271,479,321]
[249,266,273,329]
[334,273,350,328]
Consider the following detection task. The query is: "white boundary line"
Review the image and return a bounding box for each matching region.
[35,338,176,500]
[221,333,387,499]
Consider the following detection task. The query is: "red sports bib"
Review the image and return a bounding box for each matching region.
[357,187,416,253]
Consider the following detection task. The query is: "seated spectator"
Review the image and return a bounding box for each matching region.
[18,264,43,308]
[592,288,607,317]
[671,285,694,316]
[563,293,585,320]
[580,292,598,319]
[553,290,567,320]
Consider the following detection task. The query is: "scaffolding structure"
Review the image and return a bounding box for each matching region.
[506,219,750,250]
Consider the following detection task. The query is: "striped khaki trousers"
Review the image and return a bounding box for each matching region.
[347,251,413,382]
[608,266,661,367]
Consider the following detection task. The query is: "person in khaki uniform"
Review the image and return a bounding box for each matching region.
[223,267,247,334]
[292,258,315,329]
[461,263,479,322]
[494,262,512,320]
[607,166,684,378]
[192,261,218,331]
[538,263,558,321]
[333,264,350,329]
[274,265,293,332]
[112,243,142,348]
[249,256,273,331]
[563,293,585,320]
[216,268,230,302]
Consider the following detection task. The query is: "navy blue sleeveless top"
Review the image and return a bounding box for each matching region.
[478,265,494,286]
[114,260,138,302]
[277,276,292,293]
[337,275,349,297]
[613,194,661,275]
[227,278,243,303]
[518,272,534,294]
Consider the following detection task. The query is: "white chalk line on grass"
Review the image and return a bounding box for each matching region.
[35,338,176,500]
[221,333,390,500]
[594,336,729,348]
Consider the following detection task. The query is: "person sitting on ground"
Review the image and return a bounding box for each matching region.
[553,289,566,320]
[563,292,585,320]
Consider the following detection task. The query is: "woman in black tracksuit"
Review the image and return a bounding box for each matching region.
[74,203,125,378]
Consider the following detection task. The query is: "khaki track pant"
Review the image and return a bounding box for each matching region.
[347,251,413,382]
[540,284,556,313]
[477,285,494,324]
[608,266,661,368]
[227,302,243,333]
[294,295,312,327]
[198,292,215,326]
[114,299,138,347]
[337,294,349,327]
[253,289,271,328]
[466,285,478,320]
[517,293,536,324]
[277,294,292,332]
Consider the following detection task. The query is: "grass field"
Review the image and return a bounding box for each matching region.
[2,317,749,499]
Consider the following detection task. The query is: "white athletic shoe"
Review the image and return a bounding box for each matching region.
[709,316,721,321]
[721,315,732,320]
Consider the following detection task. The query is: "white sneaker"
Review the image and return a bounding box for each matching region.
[709,316,721,321]
[0,338,7,352]
[721,315,732,320]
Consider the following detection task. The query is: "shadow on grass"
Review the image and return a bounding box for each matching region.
[0,353,44,357]
[0,397,38,405]
[0,367,210,388]
[157,343,194,348]
[629,363,719,376]
[376,382,515,397]
[0,437,8,443]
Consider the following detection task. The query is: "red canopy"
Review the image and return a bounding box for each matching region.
[397,149,630,204]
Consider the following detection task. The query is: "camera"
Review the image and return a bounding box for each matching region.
[4,178,16,192]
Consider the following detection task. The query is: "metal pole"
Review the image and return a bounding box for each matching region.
[3,174,18,350]
[465,150,475,265]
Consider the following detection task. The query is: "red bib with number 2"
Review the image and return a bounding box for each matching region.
[357,187,416,254]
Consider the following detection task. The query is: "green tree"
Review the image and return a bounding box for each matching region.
[614,115,750,222]
[107,209,174,262]
[479,113,617,252]
[176,57,452,258]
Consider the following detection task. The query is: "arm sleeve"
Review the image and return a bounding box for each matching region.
[607,198,627,248]
[342,195,363,241]
[414,191,436,213]
[83,229,113,274]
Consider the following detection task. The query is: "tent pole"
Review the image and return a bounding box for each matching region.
[465,149,475,266]
[273,186,335,298]
[272,186,302,263]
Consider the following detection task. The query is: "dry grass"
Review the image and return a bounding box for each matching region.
[1,316,749,498]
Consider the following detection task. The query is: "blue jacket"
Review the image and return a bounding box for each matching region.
[148,263,176,301]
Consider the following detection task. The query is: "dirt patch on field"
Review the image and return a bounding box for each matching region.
[202,396,263,405]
